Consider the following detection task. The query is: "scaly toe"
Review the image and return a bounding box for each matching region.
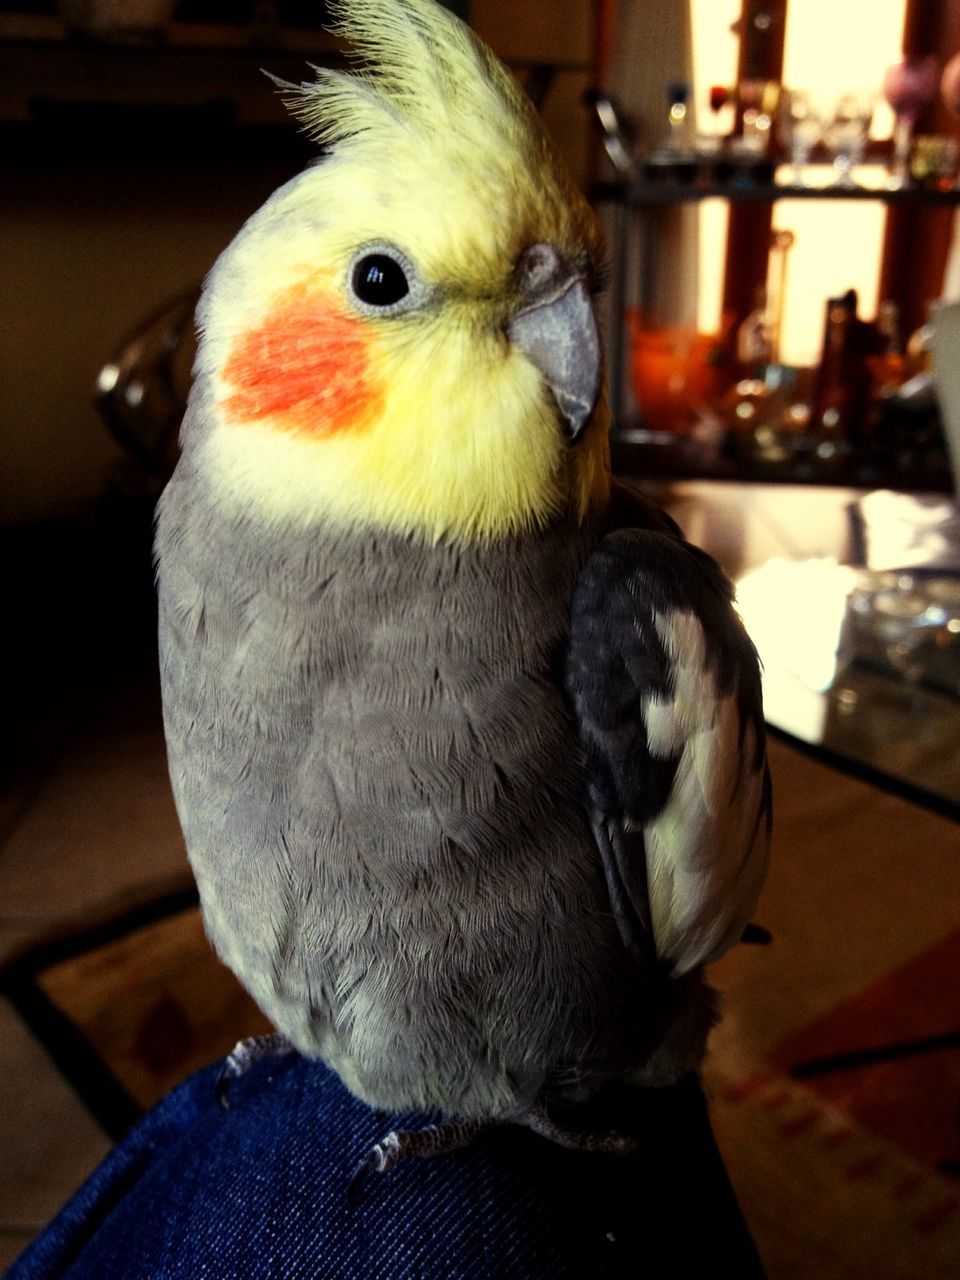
[216,1033,296,1109]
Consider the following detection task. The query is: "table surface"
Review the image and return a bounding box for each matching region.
[640,480,960,820]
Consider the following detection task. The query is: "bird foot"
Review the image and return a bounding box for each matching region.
[348,1103,638,1200]
[216,1033,296,1109]
[349,1117,494,1201]
[369,1118,492,1172]
[513,1105,639,1156]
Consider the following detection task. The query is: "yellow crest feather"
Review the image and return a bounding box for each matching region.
[286,0,536,159]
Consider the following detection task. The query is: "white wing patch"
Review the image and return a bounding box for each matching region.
[641,609,769,974]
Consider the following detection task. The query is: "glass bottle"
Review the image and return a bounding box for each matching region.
[870,300,906,395]
[737,287,774,374]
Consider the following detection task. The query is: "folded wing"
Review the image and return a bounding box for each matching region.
[567,529,771,975]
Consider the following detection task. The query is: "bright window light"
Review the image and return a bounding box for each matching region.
[776,0,908,364]
[690,0,740,336]
[781,0,907,141]
[690,0,909,353]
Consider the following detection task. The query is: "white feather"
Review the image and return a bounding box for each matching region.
[642,610,769,974]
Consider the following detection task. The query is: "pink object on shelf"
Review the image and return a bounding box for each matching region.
[883,55,940,121]
[883,56,940,190]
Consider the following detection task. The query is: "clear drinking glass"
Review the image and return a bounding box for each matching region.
[779,89,824,186]
[824,92,875,188]
[844,573,960,690]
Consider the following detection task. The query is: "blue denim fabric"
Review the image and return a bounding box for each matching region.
[7,1053,764,1278]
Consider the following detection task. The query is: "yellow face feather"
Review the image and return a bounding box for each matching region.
[197,0,610,544]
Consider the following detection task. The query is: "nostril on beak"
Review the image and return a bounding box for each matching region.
[517,243,564,296]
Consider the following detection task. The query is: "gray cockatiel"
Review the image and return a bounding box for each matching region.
[155,0,770,1163]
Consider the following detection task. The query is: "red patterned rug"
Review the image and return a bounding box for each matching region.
[771,927,960,1180]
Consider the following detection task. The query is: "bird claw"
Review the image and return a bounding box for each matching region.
[216,1033,295,1109]
[347,1151,379,1205]
[347,1120,492,1203]
[368,1129,405,1173]
[347,1132,407,1204]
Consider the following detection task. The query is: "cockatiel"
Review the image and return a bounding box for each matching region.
[156,0,770,1167]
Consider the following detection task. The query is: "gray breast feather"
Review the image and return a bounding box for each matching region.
[155,469,660,1114]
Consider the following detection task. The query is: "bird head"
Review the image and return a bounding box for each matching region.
[192,0,610,544]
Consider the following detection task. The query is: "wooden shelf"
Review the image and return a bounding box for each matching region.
[0,26,587,169]
[612,430,955,494]
[0,38,345,129]
[594,177,960,207]
[0,12,340,51]
[599,157,960,491]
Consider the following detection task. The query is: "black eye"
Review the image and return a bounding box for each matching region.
[352,253,410,307]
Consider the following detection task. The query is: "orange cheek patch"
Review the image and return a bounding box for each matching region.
[220,288,384,436]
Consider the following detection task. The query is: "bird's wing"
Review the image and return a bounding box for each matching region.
[567,527,771,975]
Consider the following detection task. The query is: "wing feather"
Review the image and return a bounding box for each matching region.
[567,528,771,976]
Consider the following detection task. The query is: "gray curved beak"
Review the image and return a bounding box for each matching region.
[506,247,602,442]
